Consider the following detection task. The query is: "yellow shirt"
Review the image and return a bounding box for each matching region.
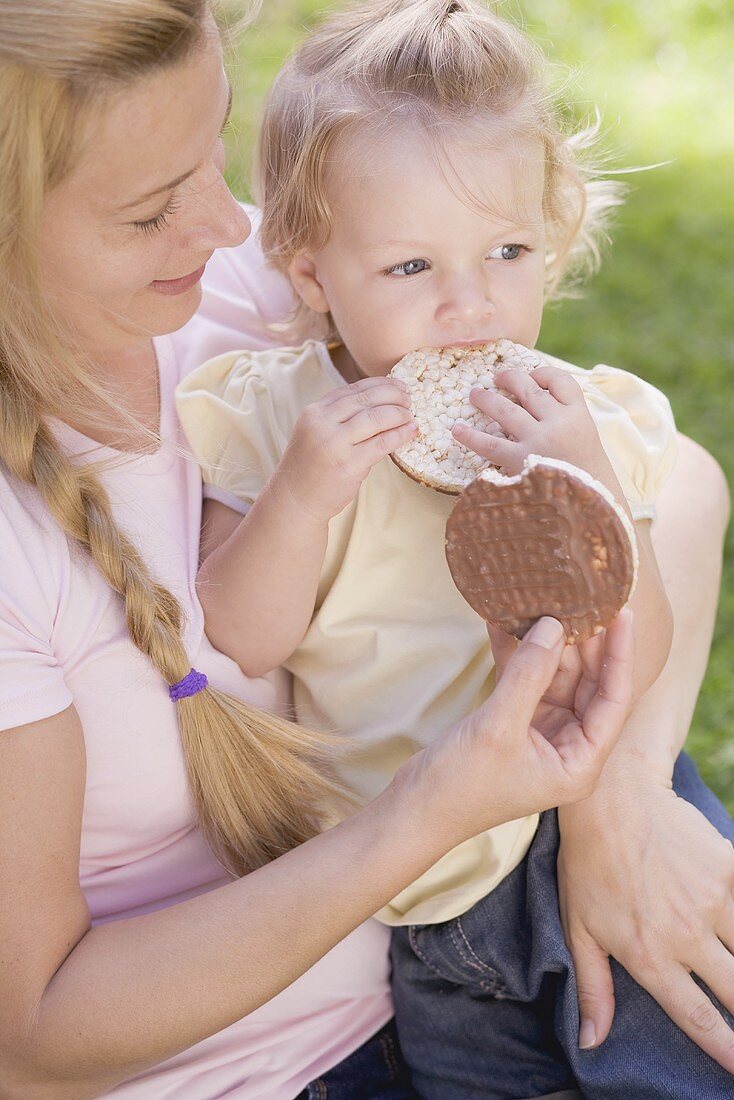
[176,340,677,925]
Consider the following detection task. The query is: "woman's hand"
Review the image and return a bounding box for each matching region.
[402,612,634,850]
[277,376,416,523]
[557,775,734,1072]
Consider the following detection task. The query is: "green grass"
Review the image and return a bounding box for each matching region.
[223,0,734,810]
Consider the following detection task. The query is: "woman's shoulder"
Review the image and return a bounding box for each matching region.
[0,465,69,590]
[0,464,74,729]
[0,462,65,542]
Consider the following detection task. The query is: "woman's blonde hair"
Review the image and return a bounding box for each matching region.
[0,0,347,877]
[257,0,624,315]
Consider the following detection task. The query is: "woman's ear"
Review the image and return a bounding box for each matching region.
[288,254,331,314]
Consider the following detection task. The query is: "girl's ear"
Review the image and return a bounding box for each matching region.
[287,254,331,314]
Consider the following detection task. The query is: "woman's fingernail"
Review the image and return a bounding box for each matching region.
[528,617,564,649]
[579,1020,597,1049]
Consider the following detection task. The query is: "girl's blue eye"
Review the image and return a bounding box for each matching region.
[387,258,429,277]
[132,195,181,236]
[489,244,526,261]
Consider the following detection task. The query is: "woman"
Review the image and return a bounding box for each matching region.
[0,2,730,1098]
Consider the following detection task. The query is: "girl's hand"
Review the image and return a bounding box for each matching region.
[277,376,416,523]
[453,364,619,489]
[401,612,634,850]
[557,777,734,1072]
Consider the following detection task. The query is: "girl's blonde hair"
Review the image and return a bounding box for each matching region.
[0,0,347,877]
[257,0,624,312]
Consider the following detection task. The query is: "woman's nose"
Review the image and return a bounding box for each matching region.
[189,168,251,250]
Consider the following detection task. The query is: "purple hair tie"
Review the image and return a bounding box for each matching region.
[169,668,208,702]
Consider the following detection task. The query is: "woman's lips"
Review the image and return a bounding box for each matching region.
[149,264,206,296]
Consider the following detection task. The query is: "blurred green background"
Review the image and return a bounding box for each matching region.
[223,0,734,810]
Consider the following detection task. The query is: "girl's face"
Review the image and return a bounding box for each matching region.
[290,124,548,377]
[40,20,250,358]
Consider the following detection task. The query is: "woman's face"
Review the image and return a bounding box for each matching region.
[40,20,250,357]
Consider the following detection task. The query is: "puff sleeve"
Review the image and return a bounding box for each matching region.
[559,361,678,521]
[175,341,337,516]
[175,350,278,515]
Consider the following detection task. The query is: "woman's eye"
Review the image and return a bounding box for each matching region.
[488,244,527,261]
[386,258,429,277]
[132,195,181,237]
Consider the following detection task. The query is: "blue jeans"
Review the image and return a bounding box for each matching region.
[391,753,734,1099]
[296,1019,418,1099]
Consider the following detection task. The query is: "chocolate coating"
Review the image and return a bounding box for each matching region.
[445,463,636,643]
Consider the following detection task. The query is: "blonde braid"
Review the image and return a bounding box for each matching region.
[2,380,347,872]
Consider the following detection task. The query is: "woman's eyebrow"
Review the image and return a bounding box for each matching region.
[117,83,233,212]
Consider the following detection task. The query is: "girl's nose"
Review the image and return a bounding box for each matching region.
[436,275,494,328]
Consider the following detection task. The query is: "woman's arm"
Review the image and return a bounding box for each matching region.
[0,706,431,1099]
[614,514,672,698]
[196,376,416,677]
[594,435,728,768]
[557,434,734,1071]
[0,615,631,1099]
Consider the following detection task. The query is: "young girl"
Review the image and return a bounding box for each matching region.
[176,1,734,1095]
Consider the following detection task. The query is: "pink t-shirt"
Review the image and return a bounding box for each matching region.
[0,211,392,1098]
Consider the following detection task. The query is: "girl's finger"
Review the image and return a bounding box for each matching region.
[343,403,415,444]
[331,382,412,421]
[348,374,407,393]
[469,387,536,435]
[353,419,418,461]
[451,422,521,468]
[320,375,395,404]
[494,368,562,420]
[526,364,584,405]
